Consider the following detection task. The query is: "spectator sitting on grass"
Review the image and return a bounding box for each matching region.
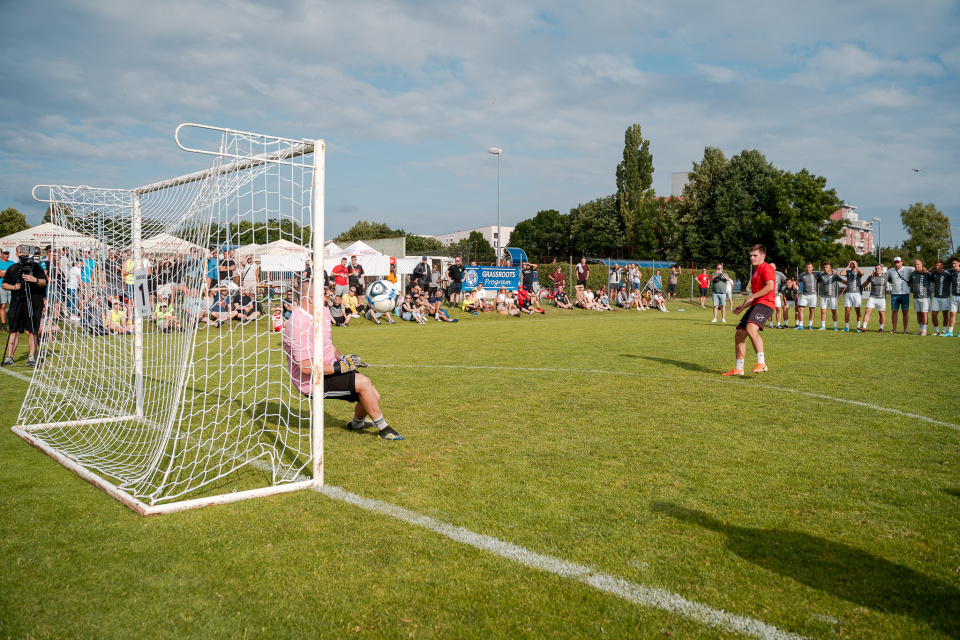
[183,288,217,327]
[573,285,590,309]
[640,290,652,310]
[517,287,545,315]
[234,291,262,322]
[400,294,425,324]
[616,288,629,308]
[651,290,669,312]
[597,289,614,311]
[554,286,573,309]
[496,287,516,316]
[156,300,182,332]
[329,295,349,326]
[106,298,133,334]
[462,289,481,315]
[426,288,456,322]
[282,289,296,320]
[342,287,361,318]
[210,287,238,325]
[474,283,492,312]
[585,287,602,310]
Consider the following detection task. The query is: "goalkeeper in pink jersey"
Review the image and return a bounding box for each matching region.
[283,280,404,441]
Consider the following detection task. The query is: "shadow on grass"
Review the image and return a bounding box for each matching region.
[651,502,960,638]
[630,355,715,374]
[944,487,960,499]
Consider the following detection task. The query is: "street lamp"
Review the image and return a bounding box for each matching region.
[488,147,502,264]
[872,217,881,263]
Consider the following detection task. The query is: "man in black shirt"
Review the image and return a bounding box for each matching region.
[520,262,535,292]
[446,256,465,307]
[1,245,47,367]
[411,256,431,291]
[348,255,365,295]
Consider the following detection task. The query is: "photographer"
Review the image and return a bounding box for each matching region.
[2,245,47,367]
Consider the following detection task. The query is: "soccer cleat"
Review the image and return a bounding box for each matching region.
[833,327,839,331]
[347,419,374,431]
[1,356,12,367]
[794,325,804,330]
[942,331,953,337]
[856,327,866,332]
[840,327,849,332]
[27,356,36,367]
[752,363,768,373]
[378,426,404,441]
[722,368,745,376]
[818,326,826,331]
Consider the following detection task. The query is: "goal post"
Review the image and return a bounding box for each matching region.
[16,125,325,515]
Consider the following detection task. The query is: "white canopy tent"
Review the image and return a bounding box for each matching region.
[257,239,311,272]
[0,222,100,251]
[137,232,206,255]
[323,242,341,256]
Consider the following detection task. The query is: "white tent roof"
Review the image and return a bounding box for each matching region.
[235,243,261,259]
[0,222,99,251]
[259,239,311,256]
[323,242,341,256]
[323,241,392,277]
[138,232,205,255]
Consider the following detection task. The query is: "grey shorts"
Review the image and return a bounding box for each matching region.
[0,289,9,305]
[712,292,726,307]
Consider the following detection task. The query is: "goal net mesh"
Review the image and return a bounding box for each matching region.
[16,127,320,509]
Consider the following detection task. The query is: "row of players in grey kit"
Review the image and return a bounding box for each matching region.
[772,256,960,336]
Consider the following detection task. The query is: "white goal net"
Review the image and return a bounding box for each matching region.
[13,124,324,515]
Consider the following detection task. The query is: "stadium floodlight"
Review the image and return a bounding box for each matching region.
[17,124,325,515]
[488,147,502,264]
[872,217,881,263]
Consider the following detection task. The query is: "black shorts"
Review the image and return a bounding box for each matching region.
[699,287,708,296]
[577,279,588,288]
[324,371,360,403]
[447,282,462,295]
[738,303,773,331]
[8,296,43,334]
[332,315,347,325]
[668,283,677,294]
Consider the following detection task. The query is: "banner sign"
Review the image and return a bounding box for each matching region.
[463,266,519,295]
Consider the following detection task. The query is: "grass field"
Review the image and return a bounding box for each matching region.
[2,300,959,639]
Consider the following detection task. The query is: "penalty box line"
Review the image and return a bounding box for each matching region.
[316,485,810,640]
[376,364,959,432]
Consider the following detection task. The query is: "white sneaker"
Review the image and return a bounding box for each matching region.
[711,318,717,323]
[722,319,726,323]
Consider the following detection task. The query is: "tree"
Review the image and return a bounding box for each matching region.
[448,231,495,264]
[333,220,404,243]
[900,203,951,265]
[509,209,571,260]
[615,124,655,254]
[766,169,843,267]
[677,147,728,261]
[404,234,446,256]
[569,195,625,256]
[0,208,30,238]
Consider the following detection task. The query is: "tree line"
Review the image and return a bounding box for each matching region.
[332,220,497,263]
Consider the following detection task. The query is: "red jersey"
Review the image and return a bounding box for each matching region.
[332,264,350,286]
[696,273,709,288]
[751,262,776,309]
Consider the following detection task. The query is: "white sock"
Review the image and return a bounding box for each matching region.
[735,359,744,370]
[879,324,884,330]
[808,320,813,327]
[857,321,862,328]
[373,415,388,430]
[757,353,765,365]
[844,322,849,329]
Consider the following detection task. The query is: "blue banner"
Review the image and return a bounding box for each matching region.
[463,266,519,293]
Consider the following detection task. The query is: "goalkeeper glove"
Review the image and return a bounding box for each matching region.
[333,354,366,374]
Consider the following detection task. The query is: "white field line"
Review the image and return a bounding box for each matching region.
[316,485,809,640]
[376,364,960,431]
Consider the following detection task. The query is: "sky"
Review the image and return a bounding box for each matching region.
[1,0,958,249]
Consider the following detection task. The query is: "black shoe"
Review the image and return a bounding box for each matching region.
[27,356,36,367]
[347,419,374,431]
[2,356,13,367]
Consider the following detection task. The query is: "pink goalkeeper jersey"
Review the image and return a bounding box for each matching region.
[282,305,336,395]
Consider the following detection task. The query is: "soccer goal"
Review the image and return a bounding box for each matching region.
[13,124,325,515]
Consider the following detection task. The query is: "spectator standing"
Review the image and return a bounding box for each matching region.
[348,255,365,295]
[239,255,259,296]
[447,256,465,306]
[0,249,13,326]
[609,264,621,294]
[652,270,662,293]
[206,249,219,290]
[1,246,47,367]
[412,256,431,292]
[695,268,710,308]
[667,266,680,300]
[711,265,732,323]
[575,258,589,288]
[67,260,82,319]
[331,257,350,298]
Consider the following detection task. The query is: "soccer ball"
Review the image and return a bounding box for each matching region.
[366,279,397,313]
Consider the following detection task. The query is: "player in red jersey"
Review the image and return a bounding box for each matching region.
[723,244,776,376]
